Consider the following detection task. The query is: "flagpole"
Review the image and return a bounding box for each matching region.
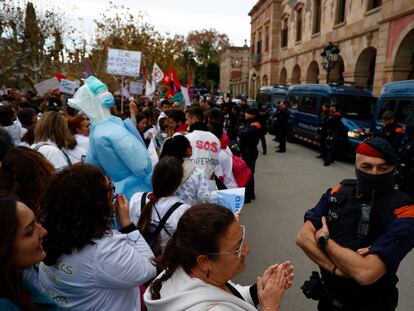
[121,76,124,115]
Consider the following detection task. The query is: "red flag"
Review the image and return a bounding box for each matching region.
[187,75,191,90]
[169,66,181,91]
[142,68,149,80]
[162,71,170,86]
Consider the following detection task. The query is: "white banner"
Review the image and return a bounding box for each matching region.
[129,82,143,95]
[210,188,245,213]
[107,48,142,77]
[181,86,191,107]
[145,80,155,97]
[59,79,79,95]
[34,77,60,95]
[152,63,164,84]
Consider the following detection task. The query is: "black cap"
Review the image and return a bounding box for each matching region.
[363,137,397,165]
[381,110,395,120]
[245,107,259,117]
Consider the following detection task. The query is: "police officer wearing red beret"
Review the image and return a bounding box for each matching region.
[296,137,414,310]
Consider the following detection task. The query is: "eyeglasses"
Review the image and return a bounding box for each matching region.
[207,225,246,258]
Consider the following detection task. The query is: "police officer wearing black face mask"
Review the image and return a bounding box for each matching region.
[296,137,414,311]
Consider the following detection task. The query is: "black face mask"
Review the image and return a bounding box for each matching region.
[355,168,395,195]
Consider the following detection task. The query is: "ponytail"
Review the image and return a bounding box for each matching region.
[150,234,181,299]
[137,193,158,233]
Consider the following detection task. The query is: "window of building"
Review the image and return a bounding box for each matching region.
[313,0,321,34]
[367,0,382,10]
[265,25,269,52]
[257,31,262,55]
[336,0,346,24]
[251,35,255,54]
[281,18,288,48]
[296,8,303,42]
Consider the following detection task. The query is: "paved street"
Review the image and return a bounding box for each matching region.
[235,136,414,311]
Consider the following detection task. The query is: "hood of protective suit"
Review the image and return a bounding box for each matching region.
[68,76,114,124]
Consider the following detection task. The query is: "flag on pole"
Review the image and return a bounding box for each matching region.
[152,63,164,84]
[169,66,181,91]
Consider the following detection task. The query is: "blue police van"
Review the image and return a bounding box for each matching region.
[256,86,287,112]
[285,84,376,155]
[371,80,414,134]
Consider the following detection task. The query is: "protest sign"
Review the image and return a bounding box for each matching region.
[59,79,78,95]
[34,77,60,95]
[107,48,141,77]
[210,188,245,213]
[129,82,143,95]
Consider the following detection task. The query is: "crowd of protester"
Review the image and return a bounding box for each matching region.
[0,89,294,311]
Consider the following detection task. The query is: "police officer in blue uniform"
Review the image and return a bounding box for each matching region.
[397,122,414,200]
[297,137,414,311]
[381,111,404,153]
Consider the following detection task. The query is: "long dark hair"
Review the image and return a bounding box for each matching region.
[0,147,55,215]
[137,157,183,234]
[159,135,191,162]
[39,164,113,266]
[0,195,37,311]
[150,204,235,299]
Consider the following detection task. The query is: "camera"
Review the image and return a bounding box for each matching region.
[301,271,323,300]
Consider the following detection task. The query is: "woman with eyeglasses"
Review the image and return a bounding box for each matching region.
[38,164,156,310]
[144,204,294,311]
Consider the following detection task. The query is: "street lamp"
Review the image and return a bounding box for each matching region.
[321,42,340,84]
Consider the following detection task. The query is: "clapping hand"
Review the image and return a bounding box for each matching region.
[258,265,288,311]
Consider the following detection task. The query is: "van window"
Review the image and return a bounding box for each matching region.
[256,93,271,107]
[379,99,397,118]
[396,100,414,124]
[333,95,375,118]
[287,95,300,111]
[298,96,319,114]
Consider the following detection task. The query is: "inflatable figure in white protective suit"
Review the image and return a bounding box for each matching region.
[68,76,152,199]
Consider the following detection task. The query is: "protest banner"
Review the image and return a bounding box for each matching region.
[107,48,142,77]
[210,188,245,213]
[129,82,143,95]
[59,79,78,95]
[34,77,60,95]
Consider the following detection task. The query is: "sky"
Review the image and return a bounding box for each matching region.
[32,0,255,46]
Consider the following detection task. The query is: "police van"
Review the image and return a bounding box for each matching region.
[256,85,287,112]
[371,80,414,134]
[285,84,376,155]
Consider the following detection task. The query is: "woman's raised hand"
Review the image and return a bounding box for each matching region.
[257,265,287,311]
[114,194,131,228]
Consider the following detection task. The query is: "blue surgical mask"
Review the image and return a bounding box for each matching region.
[97,91,115,108]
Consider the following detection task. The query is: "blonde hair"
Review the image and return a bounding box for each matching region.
[34,111,70,149]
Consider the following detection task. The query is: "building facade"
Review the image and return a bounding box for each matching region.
[219,46,250,97]
[249,0,414,97]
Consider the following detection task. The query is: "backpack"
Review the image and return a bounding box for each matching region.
[140,193,183,257]
[232,155,252,187]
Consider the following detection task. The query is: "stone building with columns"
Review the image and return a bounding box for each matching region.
[248,0,414,97]
[220,46,250,97]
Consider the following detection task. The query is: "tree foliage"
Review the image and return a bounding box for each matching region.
[0,1,231,92]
